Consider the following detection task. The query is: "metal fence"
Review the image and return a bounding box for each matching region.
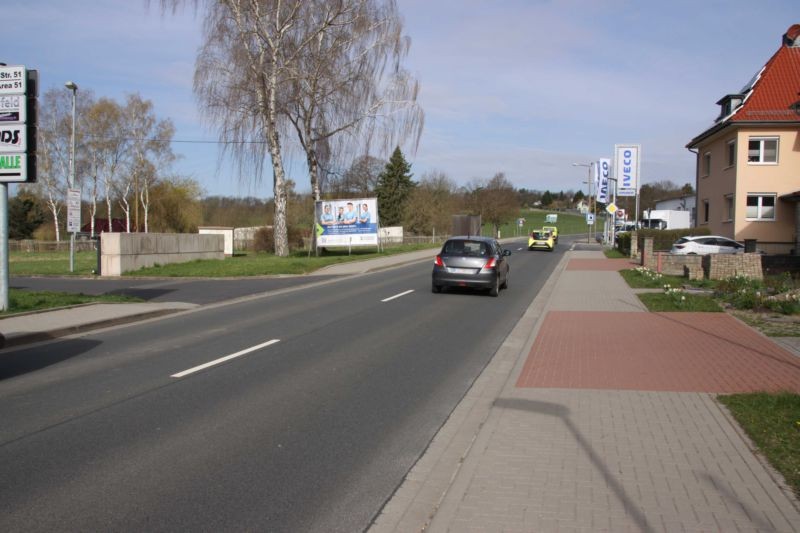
[9,239,98,253]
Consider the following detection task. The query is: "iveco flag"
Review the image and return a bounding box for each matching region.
[596,158,611,204]
[615,144,640,197]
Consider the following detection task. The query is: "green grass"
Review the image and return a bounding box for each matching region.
[487,209,588,238]
[3,289,143,316]
[11,250,99,276]
[718,392,800,498]
[125,243,436,277]
[637,292,723,312]
[619,268,687,289]
[604,248,627,259]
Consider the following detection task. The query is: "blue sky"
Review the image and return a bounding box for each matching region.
[4,0,798,198]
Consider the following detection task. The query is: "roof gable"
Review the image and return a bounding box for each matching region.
[688,24,800,148]
[736,44,800,122]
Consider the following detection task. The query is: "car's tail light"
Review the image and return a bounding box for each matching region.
[483,257,497,269]
[434,255,444,267]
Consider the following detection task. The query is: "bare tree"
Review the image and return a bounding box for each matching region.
[327,154,384,196]
[85,98,131,233]
[284,0,424,203]
[190,0,331,257]
[35,89,76,242]
[122,93,177,233]
[464,173,519,237]
[403,170,457,236]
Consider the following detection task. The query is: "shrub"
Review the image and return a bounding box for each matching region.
[616,232,631,255]
[253,226,308,253]
[636,227,711,252]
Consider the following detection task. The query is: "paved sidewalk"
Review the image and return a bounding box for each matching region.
[0,302,197,348]
[372,248,800,532]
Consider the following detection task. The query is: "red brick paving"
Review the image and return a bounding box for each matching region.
[566,258,638,271]
[516,311,800,393]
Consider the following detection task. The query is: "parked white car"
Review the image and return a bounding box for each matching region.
[670,235,745,255]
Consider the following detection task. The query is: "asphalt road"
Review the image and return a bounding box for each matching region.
[0,237,567,532]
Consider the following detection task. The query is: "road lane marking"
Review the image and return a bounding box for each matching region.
[171,339,280,378]
[381,289,414,302]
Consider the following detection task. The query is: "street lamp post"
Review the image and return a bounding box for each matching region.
[65,81,77,273]
[573,162,594,243]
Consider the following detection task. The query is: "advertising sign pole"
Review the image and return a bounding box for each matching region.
[0,64,34,311]
[0,184,8,311]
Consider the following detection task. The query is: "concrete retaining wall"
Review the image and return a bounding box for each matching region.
[101,233,224,276]
[198,227,234,256]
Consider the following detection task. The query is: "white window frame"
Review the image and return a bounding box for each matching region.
[745,193,776,221]
[725,140,736,168]
[747,137,779,164]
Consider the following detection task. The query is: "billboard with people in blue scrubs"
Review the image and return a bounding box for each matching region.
[315,198,379,247]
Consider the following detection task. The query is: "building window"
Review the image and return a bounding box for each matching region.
[702,199,709,223]
[702,152,711,176]
[724,195,734,221]
[726,140,736,168]
[748,137,778,163]
[745,194,776,220]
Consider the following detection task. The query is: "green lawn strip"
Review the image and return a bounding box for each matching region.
[124,244,437,277]
[637,292,723,312]
[619,268,687,289]
[3,289,143,316]
[8,244,438,278]
[718,392,800,498]
[10,250,98,276]
[604,248,627,259]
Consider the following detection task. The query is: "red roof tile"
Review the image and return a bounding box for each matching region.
[735,43,800,122]
[688,25,800,147]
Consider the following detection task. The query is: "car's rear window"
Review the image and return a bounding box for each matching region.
[675,237,690,244]
[443,240,489,256]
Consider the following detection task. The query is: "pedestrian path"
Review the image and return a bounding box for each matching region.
[372,248,800,532]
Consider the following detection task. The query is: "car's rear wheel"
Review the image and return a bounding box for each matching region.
[489,276,499,297]
[432,282,442,293]
[500,273,508,290]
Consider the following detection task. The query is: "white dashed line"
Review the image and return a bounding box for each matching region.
[171,339,280,378]
[382,289,414,302]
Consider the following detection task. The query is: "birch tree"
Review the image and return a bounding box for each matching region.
[35,89,74,242]
[285,0,424,202]
[85,98,130,233]
[191,0,325,257]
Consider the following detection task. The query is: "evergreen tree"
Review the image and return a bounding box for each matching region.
[9,193,45,240]
[541,190,553,206]
[375,147,415,226]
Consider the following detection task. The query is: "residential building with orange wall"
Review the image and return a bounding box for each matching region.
[687,24,800,254]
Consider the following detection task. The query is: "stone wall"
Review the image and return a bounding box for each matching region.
[705,253,763,280]
[762,255,800,276]
[640,236,763,280]
[101,233,224,276]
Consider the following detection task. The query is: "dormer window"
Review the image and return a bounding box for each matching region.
[715,94,744,120]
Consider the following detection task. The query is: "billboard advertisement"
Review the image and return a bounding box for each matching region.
[315,198,379,247]
[615,144,640,197]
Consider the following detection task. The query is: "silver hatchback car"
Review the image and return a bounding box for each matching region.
[431,236,511,296]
